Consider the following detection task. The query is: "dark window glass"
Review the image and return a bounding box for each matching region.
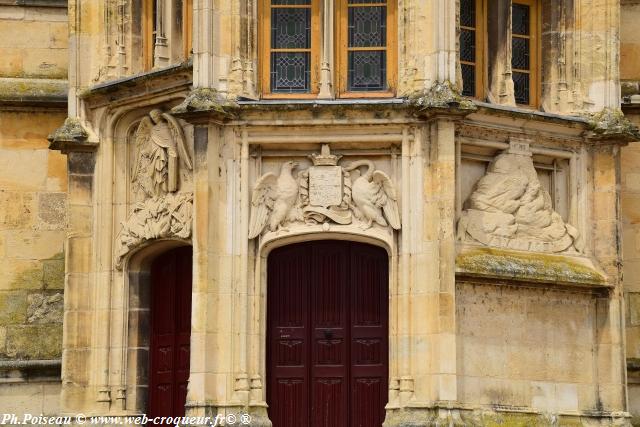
[460,0,475,27]
[460,29,475,62]
[271,0,310,4]
[347,2,388,92]
[348,6,386,47]
[271,8,310,49]
[271,52,311,93]
[348,51,386,91]
[512,3,530,35]
[512,37,530,70]
[461,63,476,97]
[513,71,530,104]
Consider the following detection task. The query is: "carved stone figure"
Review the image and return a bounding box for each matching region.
[132,109,193,199]
[248,145,401,239]
[115,192,193,268]
[345,161,401,230]
[248,160,300,238]
[115,110,194,269]
[457,141,583,253]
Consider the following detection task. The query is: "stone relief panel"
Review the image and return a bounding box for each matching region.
[115,110,194,268]
[457,140,583,254]
[248,145,401,239]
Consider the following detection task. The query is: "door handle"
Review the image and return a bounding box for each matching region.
[323,329,334,340]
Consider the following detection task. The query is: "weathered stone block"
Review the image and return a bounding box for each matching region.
[0,291,27,325]
[0,148,48,190]
[37,192,66,229]
[0,259,43,290]
[5,230,64,260]
[0,191,36,230]
[4,324,62,359]
[43,257,64,289]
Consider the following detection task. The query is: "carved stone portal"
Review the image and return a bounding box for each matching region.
[115,110,194,269]
[248,145,401,239]
[457,140,583,253]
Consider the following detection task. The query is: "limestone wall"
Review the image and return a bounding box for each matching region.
[457,283,599,412]
[0,1,68,418]
[0,4,67,79]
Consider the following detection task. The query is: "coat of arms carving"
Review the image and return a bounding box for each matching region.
[248,145,401,239]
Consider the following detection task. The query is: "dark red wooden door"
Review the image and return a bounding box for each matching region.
[267,241,388,427]
[148,246,192,418]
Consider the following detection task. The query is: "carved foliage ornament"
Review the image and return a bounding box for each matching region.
[115,110,194,268]
[248,145,401,239]
[457,140,584,254]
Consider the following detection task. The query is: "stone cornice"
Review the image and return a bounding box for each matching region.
[78,61,192,109]
[0,77,67,110]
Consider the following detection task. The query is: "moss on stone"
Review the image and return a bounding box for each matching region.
[0,291,28,325]
[0,77,67,102]
[48,117,88,144]
[3,324,62,360]
[456,247,606,286]
[43,258,64,290]
[585,108,640,141]
[172,87,238,115]
[409,81,477,112]
[11,262,44,290]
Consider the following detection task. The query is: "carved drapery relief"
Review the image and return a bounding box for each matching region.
[248,145,401,239]
[457,140,583,254]
[115,110,193,269]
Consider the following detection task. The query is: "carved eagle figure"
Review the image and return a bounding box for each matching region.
[248,161,300,239]
[345,160,401,230]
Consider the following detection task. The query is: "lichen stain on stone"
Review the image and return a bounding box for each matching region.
[456,247,606,285]
[409,80,477,111]
[0,79,67,100]
[586,108,640,140]
[172,88,237,114]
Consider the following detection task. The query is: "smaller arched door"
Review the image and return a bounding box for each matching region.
[267,240,389,427]
[148,246,192,418]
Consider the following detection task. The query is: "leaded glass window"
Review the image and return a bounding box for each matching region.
[512,1,534,105]
[264,0,316,94]
[345,0,389,92]
[459,0,479,98]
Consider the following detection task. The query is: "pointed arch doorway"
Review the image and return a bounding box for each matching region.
[147,246,193,418]
[267,240,389,427]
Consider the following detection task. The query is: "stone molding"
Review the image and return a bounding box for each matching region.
[115,110,194,269]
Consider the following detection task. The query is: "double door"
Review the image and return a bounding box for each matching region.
[267,241,389,427]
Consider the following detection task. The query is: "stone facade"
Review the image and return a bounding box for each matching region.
[0,0,69,419]
[3,0,640,426]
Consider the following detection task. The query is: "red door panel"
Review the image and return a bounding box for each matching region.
[148,246,192,418]
[267,241,388,427]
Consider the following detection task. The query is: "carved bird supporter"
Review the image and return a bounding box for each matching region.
[345,160,401,230]
[248,161,300,238]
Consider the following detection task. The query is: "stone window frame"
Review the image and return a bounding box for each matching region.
[142,0,193,71]
[257,0,398,99]
[459,0,542,109]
